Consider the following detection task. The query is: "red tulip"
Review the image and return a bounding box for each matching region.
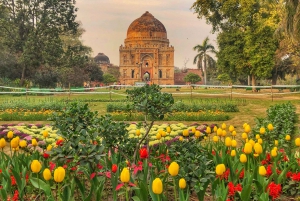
[139,148,148,159]
[112,164,118,173]
[43,152,50,159]
[56,139,63,146]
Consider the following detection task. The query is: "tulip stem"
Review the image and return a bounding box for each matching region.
[37,173,40,199]
[173,178,177,201]
[125,184,129,201]
[157,194,161,201]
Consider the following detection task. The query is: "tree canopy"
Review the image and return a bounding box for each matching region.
[191,0,287,85]
[184,73,201,84]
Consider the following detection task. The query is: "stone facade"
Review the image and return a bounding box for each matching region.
[119,11,174,85]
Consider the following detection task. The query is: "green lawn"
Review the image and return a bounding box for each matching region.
[0,89,299,137]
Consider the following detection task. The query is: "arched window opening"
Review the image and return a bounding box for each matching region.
[159,70,162,78]
[131,70,135,78]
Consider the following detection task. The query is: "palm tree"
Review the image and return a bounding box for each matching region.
[193,37,216,85]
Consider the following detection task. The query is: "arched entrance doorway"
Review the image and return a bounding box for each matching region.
[143,71,150,82]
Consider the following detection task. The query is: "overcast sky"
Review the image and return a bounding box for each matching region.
[76,0,217,69]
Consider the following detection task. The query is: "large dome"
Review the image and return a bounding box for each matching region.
[94,53,110,64]
[127,11,167,39]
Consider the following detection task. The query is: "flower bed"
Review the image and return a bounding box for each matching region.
[110,110,230,121]
[0,109,54,121]
[0,122,299,200]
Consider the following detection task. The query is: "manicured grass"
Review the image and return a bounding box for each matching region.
[0,89,299,137]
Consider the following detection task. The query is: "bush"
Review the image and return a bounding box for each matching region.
[106,99,243,113]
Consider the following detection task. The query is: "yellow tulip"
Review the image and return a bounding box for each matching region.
[136,129,141,136]
[19,140,27,148]
[231,139,237,147]
[243,123,248,128]
[244,143,253,154]
[258,139,263,144]
[13,147,19,152]
[213,126,218,132]
[295,138,300,147]
[156,133,161,140]
[273,147,278,151]
[240,154,247,163]
[217,128,223,136]
[253,153,259,158]
[242,133,248,140]
[179,136,183,141]
[244,125,251,133]
[195,130,201,138]
[161,131,166,137]
[231,150,236,157]
[285,135,291,141]
[54,167,65,183]
[10,138,19,149]
[32,139,38,147]
[271,149,277,157]
[256,134,260,139]
[215,164,226,176]
[43,168,52,181]
[168,161,179,176]
[222,130,227,137]
[191,127,196,133]
[43,130,49,138]
[31,160,42,173]
[225,137,232,147]
[213,136,218,142]
[47,144,52,151]
[221,123,226,130]
[166,126,171,133]
[228,125,234,132]
[267,124,274,131]
[7,131,13,139]
[259,166,266,176]
[206,126,211,134]
[249,139,255,147]
[274,140,278,146]
[120,167,130,183]
[260,127,266,134]
[0,138,6,148]
[231,130,236,136]
[254,143,263,154]
[182,129,189,137]
[179,178,186,189]
[152,178,163,194]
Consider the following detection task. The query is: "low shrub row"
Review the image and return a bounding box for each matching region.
[0,99,66,111]
[107,99,244,113]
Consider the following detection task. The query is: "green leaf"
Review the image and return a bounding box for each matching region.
[0,189,7,201]
[61,185,71,201]
[74,177,85,199]
[30,177,52,196]
[132,196,141,201]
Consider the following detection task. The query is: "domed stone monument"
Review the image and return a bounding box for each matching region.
[119,11,174,85]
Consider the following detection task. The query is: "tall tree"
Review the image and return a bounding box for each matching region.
[0,0,79,85]
[192,0,281,86]
[284,0,300,41]
[193,37,216,85]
